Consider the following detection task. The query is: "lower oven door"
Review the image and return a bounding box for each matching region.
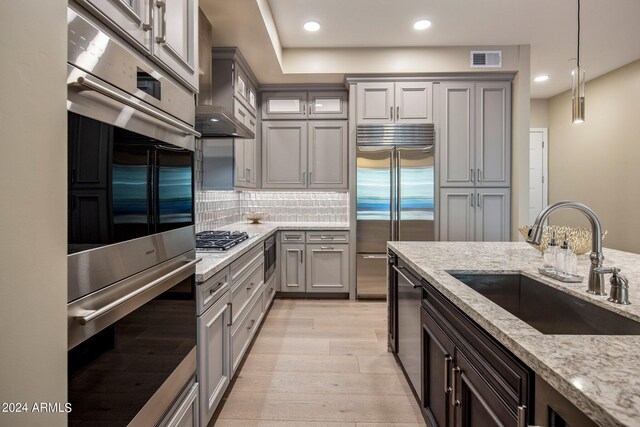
[67,253,199,426]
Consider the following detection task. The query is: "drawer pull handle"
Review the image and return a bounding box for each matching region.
[286,236,301,240]
[451,366,461,407]
[209,281,226,295]
[320,235,334,240]
[321,246,334,250]
[517,405,527,427]
[227,303,233,327]
[444,355,453,394]
[247,319,256,330]
[247,282,255,291]
[269,287,274,294]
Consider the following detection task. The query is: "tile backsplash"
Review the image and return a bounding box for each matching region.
[195,191,349,232]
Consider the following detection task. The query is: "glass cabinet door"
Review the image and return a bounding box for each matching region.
[262,91,308,120]
[309,91,348,119]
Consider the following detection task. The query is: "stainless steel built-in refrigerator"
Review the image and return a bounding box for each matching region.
[356,124,435,299]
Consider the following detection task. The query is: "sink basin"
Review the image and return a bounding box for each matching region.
[449,273,640,335]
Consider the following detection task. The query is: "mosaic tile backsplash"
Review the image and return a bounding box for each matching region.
[195,191,349,232]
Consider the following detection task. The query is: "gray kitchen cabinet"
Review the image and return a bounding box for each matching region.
[306,244,349,293]
[151,0,199,91]
[78,0,151,51]
[439,82,475,187]
[262,92,308,120]
[165,382,199,427]
[475,82,511,187]
[197,290,231,426]
[76,0,198,92]
[356,82,433,125]
[212,48,259,121]
[439,188,510,242]
[439,189,475,242]
[439,81,511,188]
[395,82,433,124]
[262,121,308,189]
[280,243,306,292]
[475,188,510,242]
[356,82,395,124]
[308,91,348,119]
[308,121,348,189]
[230,284,264,374]
[234,135,258,188]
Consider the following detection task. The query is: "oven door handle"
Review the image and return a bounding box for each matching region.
[76,258,201,325]
[70,76,202,138]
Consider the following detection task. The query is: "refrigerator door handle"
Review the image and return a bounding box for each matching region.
[396,149,401,241]
[390,149,396,241]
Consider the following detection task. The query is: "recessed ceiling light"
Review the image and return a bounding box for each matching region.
[304,21,320,32]
[413,19,432,30]
[534,75,550,82]
[209,118,219,122]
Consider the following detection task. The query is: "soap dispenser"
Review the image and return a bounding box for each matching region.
[559,233,578,276]
[543,231,558,271]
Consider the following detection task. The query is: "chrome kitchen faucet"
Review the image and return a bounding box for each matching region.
[527,201,608,296]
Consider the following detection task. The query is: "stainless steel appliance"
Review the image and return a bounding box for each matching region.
[67,4,199,425]
[390,255,423,399]
[196,231,250,251]
[356,124,435,299]
[264,234,277,282]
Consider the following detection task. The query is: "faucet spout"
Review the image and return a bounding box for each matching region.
[528,201,606,295]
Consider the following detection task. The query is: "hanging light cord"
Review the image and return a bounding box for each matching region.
[577,0,581,68]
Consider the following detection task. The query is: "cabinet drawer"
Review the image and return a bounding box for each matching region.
[263,273,276,310]
[306,231,349,243]
[231,259,264,324]
[230,245,264,285]
[231,285,264,373]
[280,231,305,243]
[234,101,253,129]
[197,267,230,315]
[422,281,531,411]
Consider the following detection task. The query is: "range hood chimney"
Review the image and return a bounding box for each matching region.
[195,13,254,139]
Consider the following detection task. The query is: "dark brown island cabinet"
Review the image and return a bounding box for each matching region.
[388,251,597,427]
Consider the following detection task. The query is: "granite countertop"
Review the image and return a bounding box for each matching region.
[387,241,640,427]
[196,221,350,282]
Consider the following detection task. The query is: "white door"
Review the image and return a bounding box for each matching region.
[529,129,548,224]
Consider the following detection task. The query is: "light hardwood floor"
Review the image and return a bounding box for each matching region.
[211,299,426,427]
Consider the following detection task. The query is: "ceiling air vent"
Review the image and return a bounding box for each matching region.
[470,50,502,68]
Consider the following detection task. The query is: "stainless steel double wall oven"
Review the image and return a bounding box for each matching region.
[66,4,200,425]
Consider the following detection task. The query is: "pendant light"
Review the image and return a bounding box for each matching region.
[572,0,585,123]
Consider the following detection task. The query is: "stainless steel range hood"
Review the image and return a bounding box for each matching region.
[195,106,253,139]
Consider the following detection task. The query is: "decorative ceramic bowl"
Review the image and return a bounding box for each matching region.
[518,225,607,255]
[244,212,269,224]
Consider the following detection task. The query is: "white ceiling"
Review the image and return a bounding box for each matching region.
[200,0,640,98]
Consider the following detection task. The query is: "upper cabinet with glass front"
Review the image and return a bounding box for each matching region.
[76,0,199,93]
[262,90,348,120]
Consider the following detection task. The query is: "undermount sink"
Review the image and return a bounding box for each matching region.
[449,273,640,335]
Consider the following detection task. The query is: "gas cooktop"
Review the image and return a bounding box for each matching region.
[196,230,249,252]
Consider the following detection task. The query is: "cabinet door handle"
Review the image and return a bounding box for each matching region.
[451,366,461,407]
[246,282,255,291]
[469,193,474,207]
[477,168,482,182]
[471,168,475,182]
[247,319,256,330]
[143,0,153,31]
[320,246,334,250]
[246,168,250,182]
[517,405,527,427]
[477,193,481,208]
[303,103,306,115]
[397,106,400,120]
[444,355,453,394]
[227,302,233,327]
[390,106,394,121]
[300,249,304,263]
[155,0,167,44]
[308,171,312,185]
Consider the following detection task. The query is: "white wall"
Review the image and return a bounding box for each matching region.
[548,59,640,253]
[0,1,68,426]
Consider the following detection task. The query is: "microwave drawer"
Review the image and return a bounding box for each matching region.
[230,259,264,324]
[306,231,349,243]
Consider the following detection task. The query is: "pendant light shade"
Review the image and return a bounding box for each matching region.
[572,0,585,123]
[572,67,585,123]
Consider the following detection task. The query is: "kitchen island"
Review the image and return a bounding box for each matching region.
[388,241,640,427]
